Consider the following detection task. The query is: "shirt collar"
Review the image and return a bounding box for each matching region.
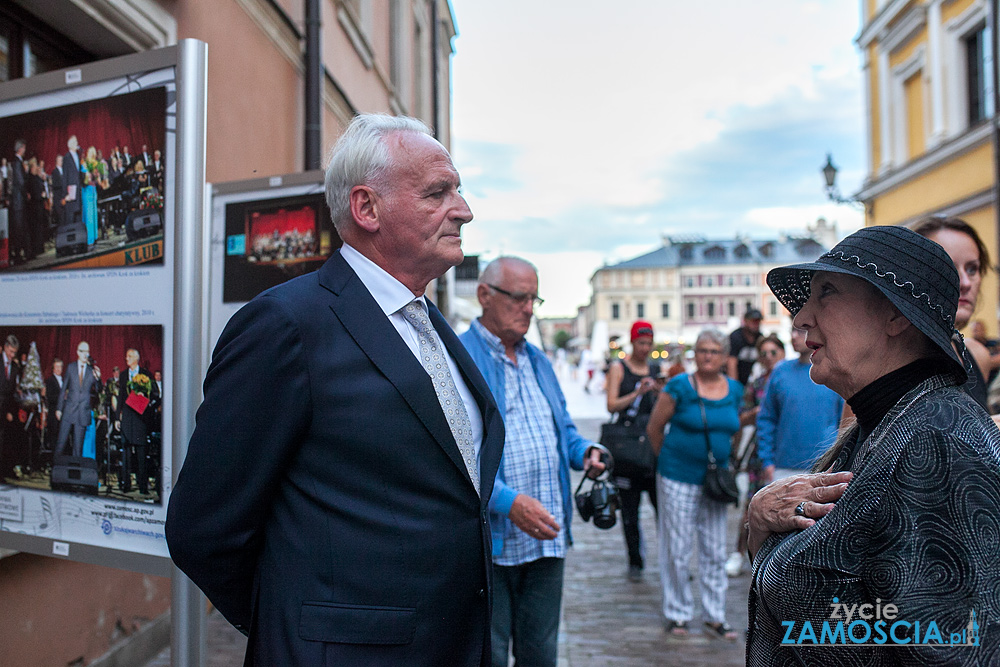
[472,318,524,360]
[339,243,424,316]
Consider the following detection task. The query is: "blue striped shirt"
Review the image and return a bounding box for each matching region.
[471,319,565,565]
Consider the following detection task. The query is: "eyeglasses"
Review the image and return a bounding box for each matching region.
[487,284,544,308]
[761,350,783,357]
[694,348,723,356]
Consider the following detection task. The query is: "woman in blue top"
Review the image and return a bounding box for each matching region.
[647,328,742,641]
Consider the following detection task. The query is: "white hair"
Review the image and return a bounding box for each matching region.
[324,114,432,234]
[696,328,729,356]
[479,256,537,286]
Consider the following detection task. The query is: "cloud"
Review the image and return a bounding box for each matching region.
[449,0,867,315]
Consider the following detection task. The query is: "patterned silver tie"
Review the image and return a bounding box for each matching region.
[402,300,480,495]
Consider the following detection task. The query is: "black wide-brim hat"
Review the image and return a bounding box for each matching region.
[766,225,967,382]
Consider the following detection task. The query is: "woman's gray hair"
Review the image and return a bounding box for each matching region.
[696,328,729,356]
[324,113,432,233]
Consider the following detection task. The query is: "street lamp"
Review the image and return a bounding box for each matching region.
[821,153,857,205]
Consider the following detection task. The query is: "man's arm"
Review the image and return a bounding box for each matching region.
[755,371,781,481]
[166,295,310,631]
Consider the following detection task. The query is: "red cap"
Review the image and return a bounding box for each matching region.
[630,321,654,342]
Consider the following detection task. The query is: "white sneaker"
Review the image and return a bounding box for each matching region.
[725,551,744,577]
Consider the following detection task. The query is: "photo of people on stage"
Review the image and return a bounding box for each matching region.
[0,86,166,272]
[0,324,164,504]
[223,192,340,303]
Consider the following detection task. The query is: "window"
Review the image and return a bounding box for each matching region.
[707,302,715,318]
[769,300,778,316]
[685,276,694,288]
[687,302,696,319]
[965,25,995,125]
[706,276,714,287]
[735,244,751,259]
[680,246,693,260]
[611,303,620,320]
[636,302,645,319]
[728,301,735,317]
[745,300,753,313]
[704,246,725,261]
[727,275,734,286]
[0,3,93,83]
[662,302,670,318]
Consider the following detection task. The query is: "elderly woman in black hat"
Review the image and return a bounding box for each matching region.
[745,226,1000,666]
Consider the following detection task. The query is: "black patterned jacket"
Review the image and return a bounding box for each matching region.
[747,374,1000,666]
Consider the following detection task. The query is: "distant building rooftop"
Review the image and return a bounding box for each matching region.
[603,235,827,270]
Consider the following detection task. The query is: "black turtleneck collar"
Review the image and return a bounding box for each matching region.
[847,357,953,440]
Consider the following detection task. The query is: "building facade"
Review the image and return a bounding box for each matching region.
[0,1,458,664]
[855,0,999,333]
[589,220,835,346]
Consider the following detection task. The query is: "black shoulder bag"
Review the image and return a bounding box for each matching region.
[691,374,739,504]
[598,365,657,479]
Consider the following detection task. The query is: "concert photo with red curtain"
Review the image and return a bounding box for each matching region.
[0,324,164,503]
[223,191,341,303]
[0,86,167,273]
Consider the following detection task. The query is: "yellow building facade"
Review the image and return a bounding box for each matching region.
[857,0,999,333]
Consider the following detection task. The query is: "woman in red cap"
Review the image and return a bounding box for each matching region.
[605,320,664,581]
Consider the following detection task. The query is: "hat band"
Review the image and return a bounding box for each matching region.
[823,250,955,328]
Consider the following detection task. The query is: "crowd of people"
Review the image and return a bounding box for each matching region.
[162,114,1000,666]
[249,227,318,263]
[1,137,163,265]
[0,333,163,496]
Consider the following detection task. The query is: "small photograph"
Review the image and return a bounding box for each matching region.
[223,192,340,303]
[0,325,164,504]
[0,86,167,272]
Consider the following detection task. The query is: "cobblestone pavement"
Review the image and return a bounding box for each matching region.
[146,368,753,666]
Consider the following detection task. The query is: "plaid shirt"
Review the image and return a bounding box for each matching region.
[471,320,565,565]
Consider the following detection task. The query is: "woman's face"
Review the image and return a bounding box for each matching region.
[631,336,653,360]
[693,337,726,374]
[793,271,890,398]
[926,228,981,329]
[758,341,785,373]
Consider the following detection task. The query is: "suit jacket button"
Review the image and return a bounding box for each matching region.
[478,588,485,598]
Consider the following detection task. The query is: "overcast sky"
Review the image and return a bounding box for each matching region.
[449,0,868,317]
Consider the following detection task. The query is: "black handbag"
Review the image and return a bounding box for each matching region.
[599,415,656,479]
[691,375,739,504]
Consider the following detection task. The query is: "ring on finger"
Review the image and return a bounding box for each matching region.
[794,501,807,517]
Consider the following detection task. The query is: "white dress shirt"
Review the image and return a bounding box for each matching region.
[339,243,484,461]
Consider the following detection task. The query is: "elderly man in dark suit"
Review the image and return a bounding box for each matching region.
[0,335,21,479]
[115,348,158,495]
[50,154,65,238]
[167,114,505,666]
[10,140,27,264]
[55,340,100,458]
[63,135,82,229]
[44,358,64,451]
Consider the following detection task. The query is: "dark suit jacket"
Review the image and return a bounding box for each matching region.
[747,375,1000,666]
[116,366,158,444]
[58,361,99,429]
[51,167,65,218]
[0,358,20,418]
[63,151,81,222]
[45,375,63,415]
[167,251,505,666]
[10,156,25,212]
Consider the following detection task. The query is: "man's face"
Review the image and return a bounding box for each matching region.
[154,150,161,161]
[76,342,89,364]
[53,360,63,376]
[142,145,147,153]
[478,263,538,347]
[790,328,810,357]
[370,132,472,281]
[745,317,762,334]
[154,371,162,382]
[123,146,129,154]
[126,349,139,368]
[3,344,17,361]
[55,155,62,168]
[68,136,78,152]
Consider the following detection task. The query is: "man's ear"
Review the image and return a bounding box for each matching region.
[476,282,491,308]
[349,185,379,233]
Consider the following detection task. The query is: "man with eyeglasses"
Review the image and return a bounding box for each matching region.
[460,256,605,667]
[756,328,844,483]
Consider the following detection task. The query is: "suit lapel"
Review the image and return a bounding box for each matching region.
[319,253,474,487]
[428,302,503,500]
